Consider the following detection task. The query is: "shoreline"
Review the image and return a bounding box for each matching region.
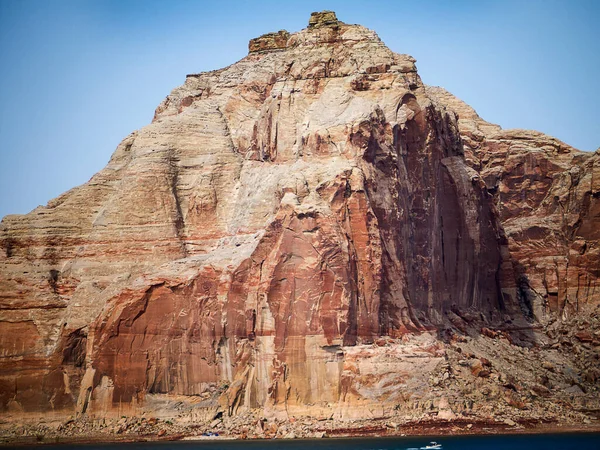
[2,419,599,447]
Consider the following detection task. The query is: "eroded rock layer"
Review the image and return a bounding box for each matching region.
[426,87,600,322]
[0,11,598,425]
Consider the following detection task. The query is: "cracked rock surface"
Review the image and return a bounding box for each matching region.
[0,11,598,437]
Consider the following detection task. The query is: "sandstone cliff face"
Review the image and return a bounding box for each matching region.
[427,87,600,323]
[0,11,598,423]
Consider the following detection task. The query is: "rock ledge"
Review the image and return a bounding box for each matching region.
[248,30,290,54]
[308,10,339,28]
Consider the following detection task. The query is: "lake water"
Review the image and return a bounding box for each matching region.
[18,432,599,449]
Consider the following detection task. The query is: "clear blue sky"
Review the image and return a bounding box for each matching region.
[1,0,598,219]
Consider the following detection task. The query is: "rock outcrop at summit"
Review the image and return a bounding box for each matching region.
[0,11,598,429]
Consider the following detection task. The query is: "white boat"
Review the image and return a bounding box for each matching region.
[420,442,442,450]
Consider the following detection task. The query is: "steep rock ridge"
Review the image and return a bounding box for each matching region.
[0,11,597,427]
[426,86,600,322]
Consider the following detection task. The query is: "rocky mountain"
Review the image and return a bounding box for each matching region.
[1,11,598,438]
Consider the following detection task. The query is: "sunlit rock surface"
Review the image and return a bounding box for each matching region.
[0,11,598,428]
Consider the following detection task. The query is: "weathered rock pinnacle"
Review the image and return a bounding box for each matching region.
[308,10,339,27]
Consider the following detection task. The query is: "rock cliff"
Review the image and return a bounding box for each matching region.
[426,87,600,322]
[0,11,598,433]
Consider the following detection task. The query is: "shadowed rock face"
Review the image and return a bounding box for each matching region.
[0,12,598,420]
[426,87,600,323]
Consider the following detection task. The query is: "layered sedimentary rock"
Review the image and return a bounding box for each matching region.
[427,87,600,322]
[0,11,598,424]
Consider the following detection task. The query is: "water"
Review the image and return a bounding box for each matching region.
[17,433,599,449]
